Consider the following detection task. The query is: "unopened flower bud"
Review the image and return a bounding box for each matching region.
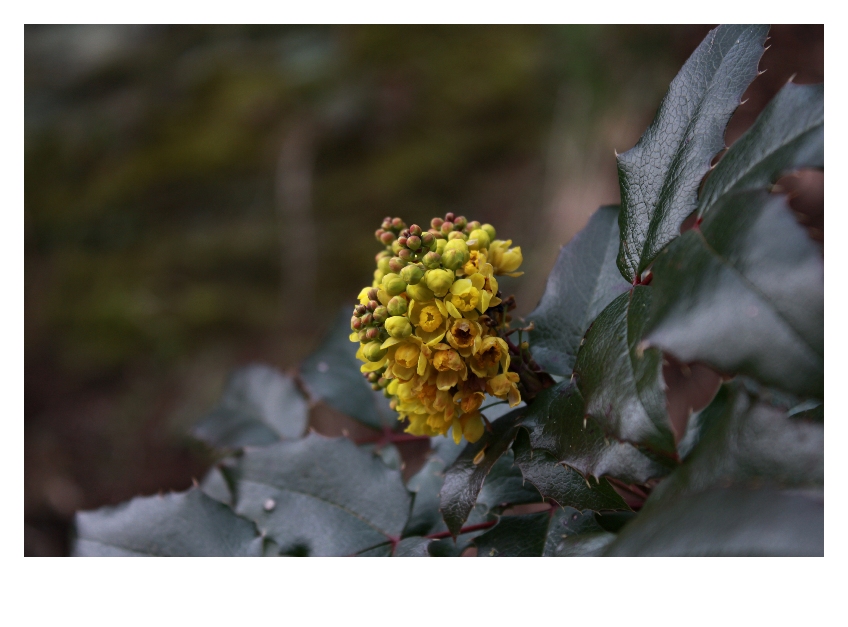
[365,327,380,340]
[367,300,379,311]
[447,231,467,241]
[388,257,406,273]
[387,295,408,316]
[445,212,456,223]
[351,316,362,330]
[360,312,373,326]
[385,316,413,339]
[422,251,441,269]
[354,304,366,316]
[391,241,401,254]
[358,329,368,342]
[382,273,407,296]
[431,217,444,229]
[421,232,435,248]
[399,264,424,285]
[453,216,467,229]
[392,217,404,229]
[372,306,388,323]
[468,228,491,250]
[406,235,422,250]
[382,219,393,231]
[465,220,481,233]
[363,340,388,362]
[380,231,396,245]
[442,248,468,271]
[398,235,408,247]
[398,248,412,260]
[406,282,435,302]
[367,372,380,384]
[440,221,454,236]
[425,268,454,297]
[435,239,447,255]
[481,223,497,241]
[409,224,423,237]
[367,288,379,301]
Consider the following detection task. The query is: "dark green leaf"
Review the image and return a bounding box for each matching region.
[474,507,604,557]
[355,543,394,557]
[512,429,629,511]
[652,381,823,503]
[191,364,308,449]
[646,190,823,397]
[603,487,823,556]
[616,24,768,281]
[393,537,433,557]
[439,410,524,537]
[200,465,233,505]
[574,287,676,453]
[699,82,823,214]
[555,532,616,556]
[300,309,396,429]
[73,488,264,556]
[521,381,675,484]
[403,437,464,537]
[527,205,631,376]
[225,434,412,557]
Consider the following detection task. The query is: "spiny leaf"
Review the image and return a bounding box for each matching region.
[699,81,823,215]
[403,437,465,538]
[439,410,530,538]
[474,507,607,557]
[300,308,396,429]
[521,381,675,485]
[574,287,676,454]
[224,433,412,557]
[73,488,263,557]
[650,380,824,503]
[645,190,823,398]
[602,486,823,556]
[616,24,768,281]
[527,205,631,376]
[192,364,308,449]
[512,429,629,512]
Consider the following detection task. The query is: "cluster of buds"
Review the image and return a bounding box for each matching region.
[352,213,525,445]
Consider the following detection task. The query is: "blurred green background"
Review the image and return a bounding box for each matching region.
[24,25,823,555]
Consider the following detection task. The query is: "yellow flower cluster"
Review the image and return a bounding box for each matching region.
[350,213,524,444]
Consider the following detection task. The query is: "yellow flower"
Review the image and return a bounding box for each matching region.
[468,336,510,378]
[446,318,482,357]
[486,372,522,407]
[488,239,523,276]
[448,279,481,314]
[460,411,485,443]
[432,347,468,390]
[409,299,449,345]
[460,248,487,277]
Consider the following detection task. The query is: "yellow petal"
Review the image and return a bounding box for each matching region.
[445,300,462,318]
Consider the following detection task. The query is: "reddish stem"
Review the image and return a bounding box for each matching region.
[424,520,497,540]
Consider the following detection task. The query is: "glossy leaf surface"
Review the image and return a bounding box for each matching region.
[474,507,606,557]
[699,82,823,214]
[527,205,631,376]
[192,364,308,449]
[603,487,823,556]
[521,381,675,485]
[574,287,676,453]
[74,488,263,556]
[616,24,768,281]
[512,429,628,512]
[646,190,823,397]
[225,434,412,557]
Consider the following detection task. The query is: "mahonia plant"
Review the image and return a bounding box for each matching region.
[72,25,824,557]
[350,213,539,444]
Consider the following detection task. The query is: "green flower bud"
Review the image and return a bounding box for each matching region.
[358,329,368,342]
[382,273,407,296]
[398,248,412,260]
[481,223,496,241]
[421,232,436,249]
[377,256,391,274]
[447,231,467,241]
[380,231,396,245]
[465,220,481,233]
[431,217,444,229]
[435,239,448,255]
[444,239,469,254]
[387,295,409,316]
[440,221,454,236]
[468,228,491,250]
[399,264,424,285]
[406,282,435,302]
[391,240,402,254]
[365,327,380,340]
[388,257,406,273]
[425,268,454,297]
[367,372,380,384]
[422,251,441,269]
[407,235,422,250]
[442,248,468,271]
[351,316,362,330]
[372,306,388,324]
[363,340,387,362]
[453,216,468,229]
[385,316,413,339]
